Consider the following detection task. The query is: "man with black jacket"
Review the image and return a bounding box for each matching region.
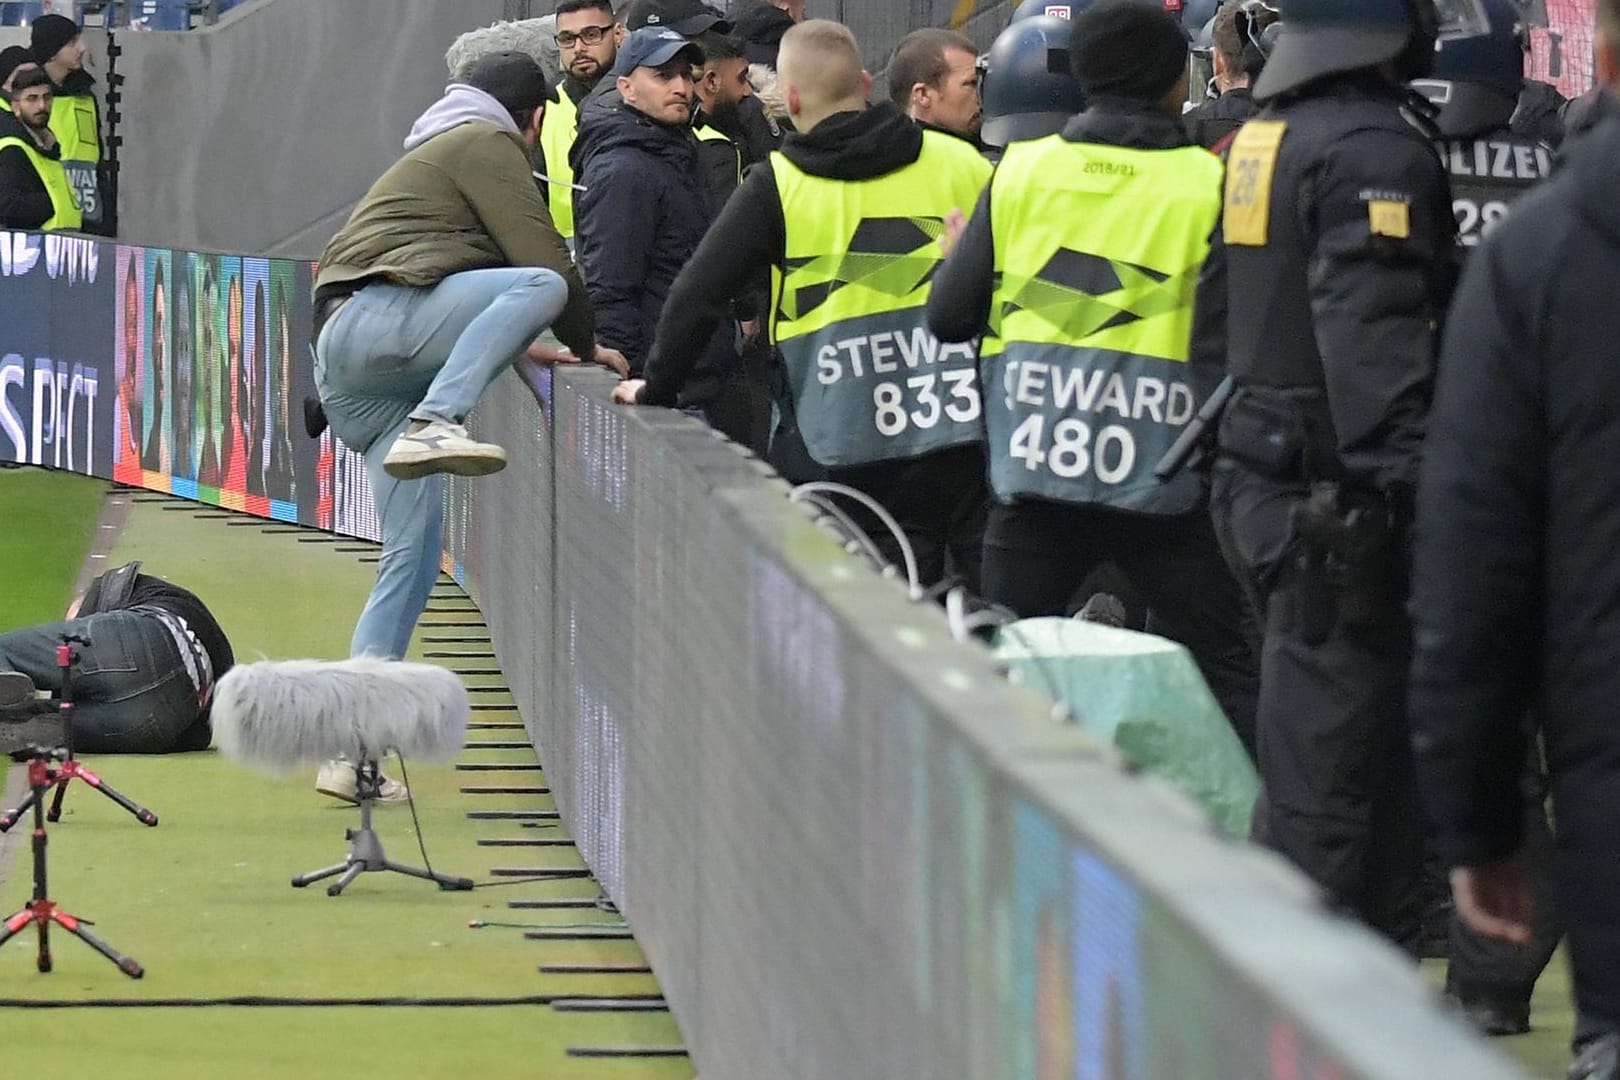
[1405,0,1560,1037]
[0,564,232,755]
[574,28,756,443]
[928,0,1259,753]
[614,20,992,590]
[1182,0,1279,150]
[1410,4,1620,1075]
[31,14,107,234]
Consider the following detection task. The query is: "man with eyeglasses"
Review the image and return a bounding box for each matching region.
[0,67,78,231]
[540,0,623,241]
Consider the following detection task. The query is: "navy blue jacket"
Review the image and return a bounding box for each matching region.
[571,95,714,376]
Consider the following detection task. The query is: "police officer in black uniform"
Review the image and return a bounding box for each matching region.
[1197,0,1458,950]
[1183,1,1281,149]
[1416,0,1555,248]
[1407,0,1562,1035]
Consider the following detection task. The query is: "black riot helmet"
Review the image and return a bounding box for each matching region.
[979,15,1086,149]
[1253,0,1486,101]
[1411,0,1526,136]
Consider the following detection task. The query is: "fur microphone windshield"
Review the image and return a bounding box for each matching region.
[212,658,470,770]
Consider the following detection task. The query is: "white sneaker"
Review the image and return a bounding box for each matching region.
[315,759,411,806]
[382,420,507,481]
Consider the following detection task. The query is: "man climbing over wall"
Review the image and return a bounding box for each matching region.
[311,51,625,803]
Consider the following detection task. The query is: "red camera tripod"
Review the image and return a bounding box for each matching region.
[0,637,159,833]
[0,635,147,977]
[0,750,143,976]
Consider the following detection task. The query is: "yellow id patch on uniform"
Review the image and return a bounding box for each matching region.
[1368,199,1411,239]
[1223,120,1286,247]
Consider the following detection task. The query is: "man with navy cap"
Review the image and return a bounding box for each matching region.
[573,29,756,440]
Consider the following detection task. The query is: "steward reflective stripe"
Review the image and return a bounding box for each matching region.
[48,92,98,161]
[768,131,990,466]
[694,123,740,184]
[984,135,1222,512]
[0,134,82,231]
[539,89,579,238]
[47,93,100,224]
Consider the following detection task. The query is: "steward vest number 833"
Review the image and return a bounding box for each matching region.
[872,371,980,437]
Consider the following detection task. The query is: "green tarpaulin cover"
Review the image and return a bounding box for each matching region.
[994,618,1258,838]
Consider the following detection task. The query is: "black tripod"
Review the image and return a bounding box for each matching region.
[0,635,158,833]
[292,757,474,897]
[0,748,143,977]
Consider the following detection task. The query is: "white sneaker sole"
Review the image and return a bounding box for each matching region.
[383,445,508,481]
[316,781,359,805]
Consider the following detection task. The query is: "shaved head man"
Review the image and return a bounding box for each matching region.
[776,18,871,132]
[620,18,994,593]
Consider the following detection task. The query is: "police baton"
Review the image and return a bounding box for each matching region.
[1154,375,1235,482]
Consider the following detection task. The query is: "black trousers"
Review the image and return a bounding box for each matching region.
[827,444,990,593]
[1211,462,1424,948]
[981,495,1260,757]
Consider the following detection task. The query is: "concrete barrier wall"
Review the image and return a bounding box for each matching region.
[443,362,1532,1080]
[1,226,1530,1077]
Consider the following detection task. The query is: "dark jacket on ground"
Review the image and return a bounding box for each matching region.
[1409,110,1620,1024]
[636,103,927,406]
[0,109,57,229]
[571,95,721,378]
[80,569,233,749]
[1181,86,1259,150]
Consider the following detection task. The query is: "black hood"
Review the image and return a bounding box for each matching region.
[52,67,94,96]
[780,103,923,181]
[1061,96,1193,152]
[571,93,699,176]
[0,108,62,159]
[1568,109,1620,249]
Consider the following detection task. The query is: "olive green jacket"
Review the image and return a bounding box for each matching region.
[316,122,594,357]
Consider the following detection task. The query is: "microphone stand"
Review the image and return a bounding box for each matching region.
[291,752,474,897]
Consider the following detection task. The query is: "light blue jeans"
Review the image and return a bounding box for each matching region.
[314,267,569,660]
